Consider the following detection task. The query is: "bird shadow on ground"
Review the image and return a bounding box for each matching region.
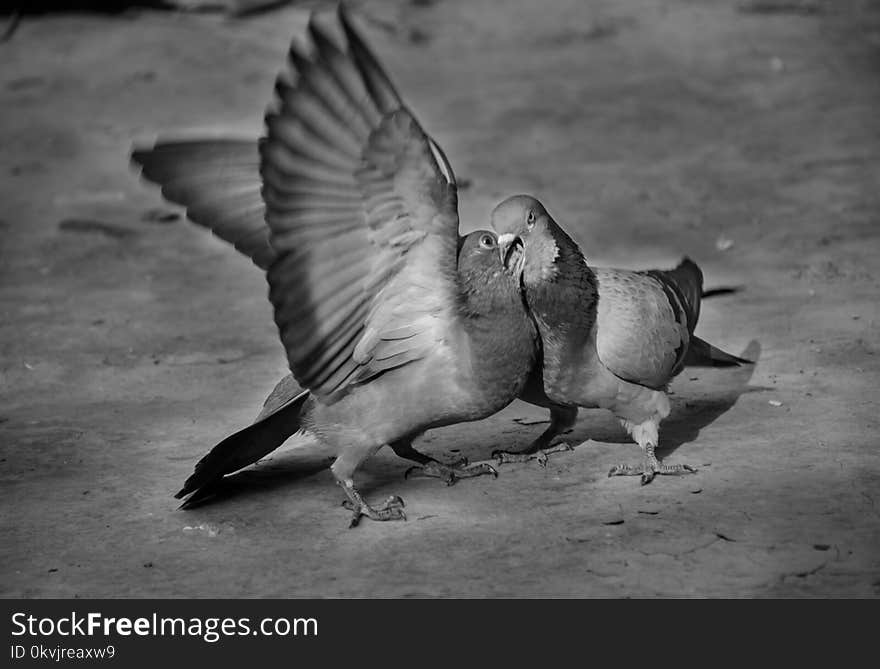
[658,339,764,458]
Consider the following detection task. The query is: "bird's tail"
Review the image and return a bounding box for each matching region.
[175,390,310,508]
[701,285,742,299]
[684,336,754,367]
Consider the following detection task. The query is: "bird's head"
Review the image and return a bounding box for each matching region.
[491,194,569,286]
[458,229,504,273]
[457,229,525,305]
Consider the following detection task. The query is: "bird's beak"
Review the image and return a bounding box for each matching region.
[498,233,524,274]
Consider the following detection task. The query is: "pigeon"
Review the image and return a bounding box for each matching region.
[492,195,751,484]
[131,6,540,525]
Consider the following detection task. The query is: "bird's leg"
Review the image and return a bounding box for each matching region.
[494,405,578,467]
[391,439,497,486]
[608,419,697,485]
[331,450,406,528]
[339,482,406,528]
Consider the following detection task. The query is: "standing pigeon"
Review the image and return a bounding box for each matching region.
[132,7,539,525]
[492,195,751,484]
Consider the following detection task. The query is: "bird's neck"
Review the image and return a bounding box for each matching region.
[459,268,536,356]
[527,231,598,334]
[456,272,538,411]
[459,267,529,326]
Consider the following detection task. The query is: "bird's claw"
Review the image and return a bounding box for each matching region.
[403,454,469,481]
[343,495,406,528]
[493,441,574,467]
[608,459,697,485]
[404,461,497,486]
[492,450,530,465]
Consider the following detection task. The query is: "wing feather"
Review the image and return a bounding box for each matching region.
[264,112,358,171]
[131,139,275,269]
[595,267,693,389]
[308,20,383,127]
[262,6,460,401]
[275,61,366,153]
[260,141,358,185]
[133,7,462,403]
[647,257,703,334]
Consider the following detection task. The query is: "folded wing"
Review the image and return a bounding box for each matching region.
[595,258,702,389]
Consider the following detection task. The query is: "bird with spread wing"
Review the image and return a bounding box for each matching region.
[132,6,539,526]
[493,195,751,484]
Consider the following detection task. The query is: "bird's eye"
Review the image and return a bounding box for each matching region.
[479,234,495,248]
[526,211,536,228]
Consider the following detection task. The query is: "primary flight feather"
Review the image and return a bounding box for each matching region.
[132,6,539,525]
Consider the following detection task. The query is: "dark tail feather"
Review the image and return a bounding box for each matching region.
[702,285,743,299]
[685,336,754,368]
[131,139,275,270]
[175,390,310,506]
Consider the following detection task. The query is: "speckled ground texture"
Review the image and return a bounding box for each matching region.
[1,0,878,597]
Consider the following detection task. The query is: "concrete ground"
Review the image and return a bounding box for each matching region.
[1,0,878,597]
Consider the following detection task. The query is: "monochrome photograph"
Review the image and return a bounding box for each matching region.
[1,0,878,599]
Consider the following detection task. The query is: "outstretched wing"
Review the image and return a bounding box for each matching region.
[595,258,702,389]
[262,6,460,402]
[131,139,275,270]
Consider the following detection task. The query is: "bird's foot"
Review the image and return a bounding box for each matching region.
[493,442,574,468]
[339,482,406,528]
[404,457,497,486]
[608,454,697,486]
[341,495,406,528]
